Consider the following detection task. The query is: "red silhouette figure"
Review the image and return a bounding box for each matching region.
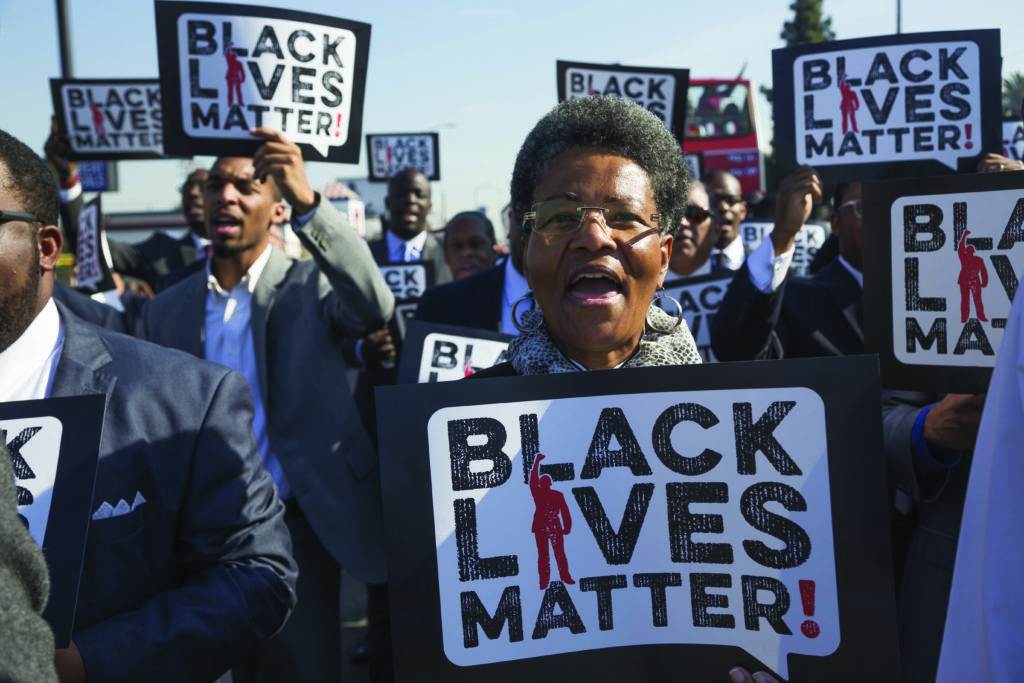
[957,230,989,323]
[224,42,246,107]
[529,454,574,590]
[90,102,105,136]
[839,75,860,134]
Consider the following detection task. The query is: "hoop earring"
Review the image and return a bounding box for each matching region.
[647,288,683,332]
[511,292,543,333]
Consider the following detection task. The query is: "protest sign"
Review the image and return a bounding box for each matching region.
[660,272,736,362]
[377,357,899,682]
[863,170,1024,393]
[740,222,830,276]
[556,61,689,142]
[78,161,119,192]
[75,196,116,293]
[1,395,104,647]
[367,133,440,181]
[1003,118,1024,162]
[380,261,435,339]
[155,1,370,162]
[398,321,512,384]
[683,152,703,181]
[773,30,1001,182]
[50,79,164,160]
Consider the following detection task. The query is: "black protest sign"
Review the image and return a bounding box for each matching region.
[1004,118,1024,162]
[660,272,735,362]
[50,79,164,160]
[863,170,1024,393]
[377,357,899,682]
[773,30,1001,182]
[556,61,689,142]
[75,196,116,293]
[1,395,104,647]
[740,222,831,276]
[155,1,370,162]
[367,133,440,182]
[398,321,511,384]
[380,261,434,340]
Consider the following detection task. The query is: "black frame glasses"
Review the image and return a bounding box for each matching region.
[0,210,41,226]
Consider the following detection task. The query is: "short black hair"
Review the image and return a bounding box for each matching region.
[511,97,689,237]
[387,167,429,194]
[0,128,58,226]
[445,211,496,245]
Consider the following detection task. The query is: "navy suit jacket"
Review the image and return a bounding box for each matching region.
[51,301,296,682]
[415,261,505,332]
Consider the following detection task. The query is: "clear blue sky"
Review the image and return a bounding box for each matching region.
[2,0,1022,221]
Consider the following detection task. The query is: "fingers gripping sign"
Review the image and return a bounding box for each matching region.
[251,127,317,215]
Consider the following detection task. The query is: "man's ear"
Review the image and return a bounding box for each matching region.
[271,201,288,224]
[38,225,63,273]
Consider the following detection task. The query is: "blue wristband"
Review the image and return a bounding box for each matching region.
[911,404,934,462]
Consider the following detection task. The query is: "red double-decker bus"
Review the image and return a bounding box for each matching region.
[684,78,764,195]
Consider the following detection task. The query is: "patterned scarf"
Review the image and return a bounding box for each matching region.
[507,304,702,375]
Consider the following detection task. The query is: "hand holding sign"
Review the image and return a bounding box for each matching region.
[976,152,1024,173]
[44,116,77,185]
[772,166,824,256]
[728,667,781,683]
[251,128,317,215]
[361,328,396,368]
[923,393,985,451]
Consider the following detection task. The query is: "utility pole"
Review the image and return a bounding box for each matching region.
[56,0,74,77]
[896,0,902,34]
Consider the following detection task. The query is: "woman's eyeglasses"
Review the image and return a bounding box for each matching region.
[523,200,660,240]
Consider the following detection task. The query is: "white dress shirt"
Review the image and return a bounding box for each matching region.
[0,299,64,403]
[499,256,530,336]
[715,234,747,271]
[204,246,289,497]
[747,238,796,293]
[386,229,428,262]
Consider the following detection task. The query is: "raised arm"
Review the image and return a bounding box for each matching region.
[251,128,394,337]
[529,453,544,495]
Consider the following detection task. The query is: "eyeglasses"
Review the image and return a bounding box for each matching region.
[838,198,862,219]
[683,204,711,224]
[0,210,41,226]
[523,199,661,240]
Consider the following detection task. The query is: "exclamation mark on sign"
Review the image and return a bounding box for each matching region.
[335,113,343,137]
[964,123,973,150]
[799,580,820,638]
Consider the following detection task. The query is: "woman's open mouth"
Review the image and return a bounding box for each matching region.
[567,266,623,305]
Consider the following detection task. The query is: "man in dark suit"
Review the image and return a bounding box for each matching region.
[710,166,983,683]
[141,129,394,682]
[0,127,296,682]
[415,204,528,334]
[52,282,126,333]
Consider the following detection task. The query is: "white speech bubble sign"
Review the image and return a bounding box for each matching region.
[176,13,358,158]
[891,188,1023,368]
[60,82,162,156]
[418,333,509,382]
[3,416,63,548]
[794,41,981,170]
[427,388,840,680]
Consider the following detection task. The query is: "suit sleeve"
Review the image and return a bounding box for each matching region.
[882,390,958,506]
[0,444,58,683]
[293,196,395,338]
[73,370,298,683]
[710,262,789,361]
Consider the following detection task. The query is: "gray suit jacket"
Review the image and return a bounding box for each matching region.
[141,197,395,583]
[51,301,296,683]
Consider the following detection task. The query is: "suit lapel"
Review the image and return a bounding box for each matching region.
[250,248,291,407]
[175,272,207,359]
[51,302,118,401]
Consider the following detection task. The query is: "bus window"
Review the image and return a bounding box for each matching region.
[685,82,752,139]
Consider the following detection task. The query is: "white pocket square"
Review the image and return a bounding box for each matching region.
[92,491,146,521]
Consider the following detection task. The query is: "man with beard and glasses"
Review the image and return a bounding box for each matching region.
[0,127,296,682]
[703,169,749,272]
[141,128,394,682]
[45,121,210,294]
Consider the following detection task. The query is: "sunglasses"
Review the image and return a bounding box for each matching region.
[0,210,41,226]
[683,204,711,224]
